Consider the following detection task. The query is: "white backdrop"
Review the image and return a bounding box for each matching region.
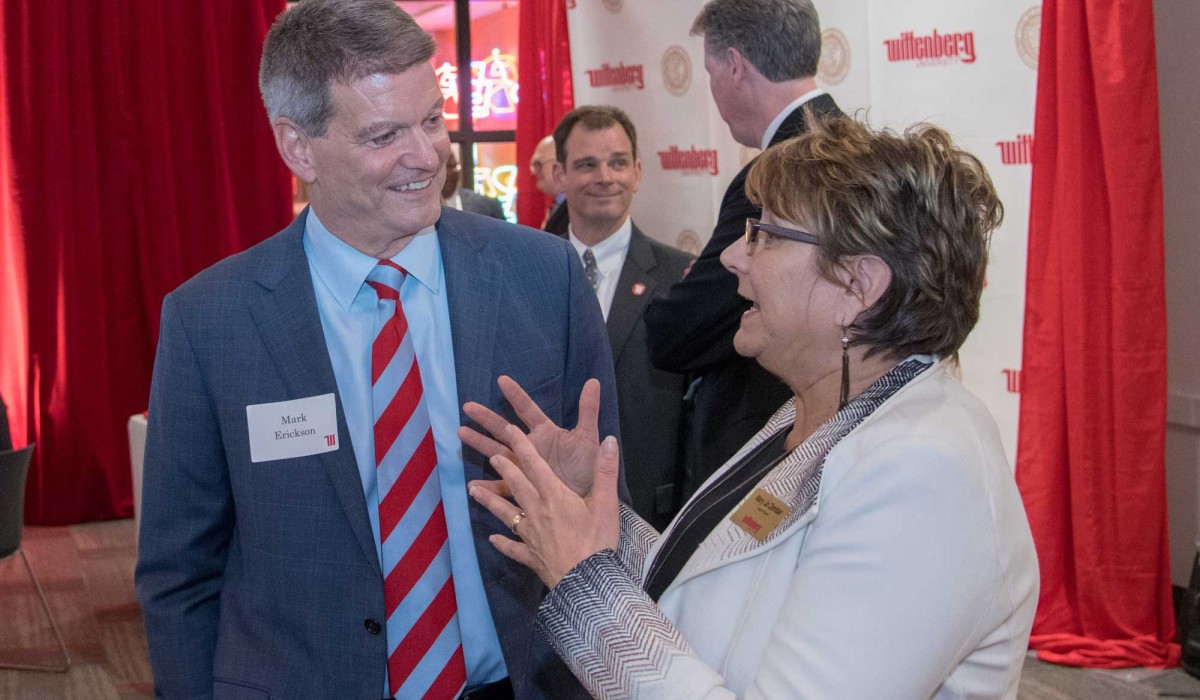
[566,0,1041,463]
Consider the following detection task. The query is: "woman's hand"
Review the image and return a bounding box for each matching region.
[468,427,621,588]
[458,376,602,497]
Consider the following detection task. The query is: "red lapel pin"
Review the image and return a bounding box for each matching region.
[631,283,646,296]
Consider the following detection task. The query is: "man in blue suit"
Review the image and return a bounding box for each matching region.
[134,1,617,698]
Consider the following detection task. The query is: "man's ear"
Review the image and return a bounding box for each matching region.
[553,160,566,189]
[840,255,893,316]
[726,46,747,83]
[273,118,317,183]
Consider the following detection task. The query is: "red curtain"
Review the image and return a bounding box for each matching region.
[0,4,27,451]
[1,0,292,524]
[1016,0,1177,668]
[515,0,574,227]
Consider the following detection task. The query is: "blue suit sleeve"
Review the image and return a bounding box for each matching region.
[135,294,233,700]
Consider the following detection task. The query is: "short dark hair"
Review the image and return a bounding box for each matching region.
[552,106,639,163]
[259,0,436,136]
[745,114,1003,359]
[691,0,821,81]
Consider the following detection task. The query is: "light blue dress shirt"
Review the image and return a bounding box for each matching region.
[303,209,507,692]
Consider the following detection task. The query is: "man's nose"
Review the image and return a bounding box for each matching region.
[405,131,441,170]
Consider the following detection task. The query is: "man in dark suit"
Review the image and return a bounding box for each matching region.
[553,106,690,530]
[645,0,842,498]
[532,135,569,236]
[442,149,506,220]
[134,2,617,698]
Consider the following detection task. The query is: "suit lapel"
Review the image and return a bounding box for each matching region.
[605,227,656,362]
[437,209,502,418]
[247,214,381,572]
[661,358,933,593]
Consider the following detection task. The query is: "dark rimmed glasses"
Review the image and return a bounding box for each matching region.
[744,217,820,255]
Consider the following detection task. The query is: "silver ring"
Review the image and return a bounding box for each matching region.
[509,511,527,535]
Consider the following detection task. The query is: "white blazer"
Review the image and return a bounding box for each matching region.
[536,359,1039,700]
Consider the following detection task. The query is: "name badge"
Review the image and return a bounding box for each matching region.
[246,393,339,463]
[731,487,790,542]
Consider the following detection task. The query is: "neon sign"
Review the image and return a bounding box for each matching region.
[474,165,518,222]
[436,49,519,123]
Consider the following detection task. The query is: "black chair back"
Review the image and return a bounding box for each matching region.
[0,444,35,558]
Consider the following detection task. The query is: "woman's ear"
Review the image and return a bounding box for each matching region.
[841,255,892,315]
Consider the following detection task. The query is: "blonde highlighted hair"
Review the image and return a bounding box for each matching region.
[746,114,1003,358]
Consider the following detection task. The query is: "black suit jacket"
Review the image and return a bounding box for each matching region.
[457,188,506,220]
[544,199,570,236]
[644,94,843,497]
[607,226,692,530]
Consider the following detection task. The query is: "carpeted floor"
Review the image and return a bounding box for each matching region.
[2,519,1200,699]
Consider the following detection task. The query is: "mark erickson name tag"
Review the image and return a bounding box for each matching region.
[731,487,790,542]
[246,393,339,463]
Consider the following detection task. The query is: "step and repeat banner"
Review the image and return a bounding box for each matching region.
[566,0,1041,464]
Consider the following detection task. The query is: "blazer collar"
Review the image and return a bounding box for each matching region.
[605,225,656,361]
[435,207,501,411]
[768,93,842,148]
[655,357,934,591]
[247,208,381,572]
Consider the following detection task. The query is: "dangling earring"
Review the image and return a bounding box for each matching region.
[839,326,850,410]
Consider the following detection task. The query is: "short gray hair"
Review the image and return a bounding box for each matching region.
[691,0,821,81]
[259,0,436,136]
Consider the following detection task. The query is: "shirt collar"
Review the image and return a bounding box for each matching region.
[568,216,632,272]
[304,208,441,312]
[760,88,826,150]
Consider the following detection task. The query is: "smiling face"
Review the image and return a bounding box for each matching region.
[720,209,848,385]
[304,65,450,256]
[555,124,641,244]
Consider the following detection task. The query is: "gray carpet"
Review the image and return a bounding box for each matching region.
[1019,654,1200,699]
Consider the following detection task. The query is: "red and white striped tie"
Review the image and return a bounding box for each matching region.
[367,260,466,699]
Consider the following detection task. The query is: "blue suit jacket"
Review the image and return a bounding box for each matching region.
[136,208,619,700]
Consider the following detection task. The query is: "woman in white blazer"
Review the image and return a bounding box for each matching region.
[463,115,1039,700]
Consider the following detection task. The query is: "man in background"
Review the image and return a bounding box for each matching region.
[555,105,690,529]
[532,134,569,235]
[0,394,10,451]
[645,0,842,497]
[135,1,616,698]
[442,148,506,220]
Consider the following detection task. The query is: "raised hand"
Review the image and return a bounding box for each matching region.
[468,427,622,588]
[458,376,602,496]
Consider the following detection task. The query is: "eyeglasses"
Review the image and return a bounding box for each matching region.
[744,218,820,254]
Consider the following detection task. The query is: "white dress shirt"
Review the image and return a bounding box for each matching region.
[761,88,827,150]
[568,217,632,321]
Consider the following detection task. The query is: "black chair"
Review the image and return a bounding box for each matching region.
[0,444,71,672]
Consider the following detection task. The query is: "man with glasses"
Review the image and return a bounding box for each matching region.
[645,0,843,498]
[531,135,569,235]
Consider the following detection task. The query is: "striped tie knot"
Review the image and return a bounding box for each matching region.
[367,259,408,301]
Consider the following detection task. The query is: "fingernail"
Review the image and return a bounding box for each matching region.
[602,435,617,456]
[468,486,478,499]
